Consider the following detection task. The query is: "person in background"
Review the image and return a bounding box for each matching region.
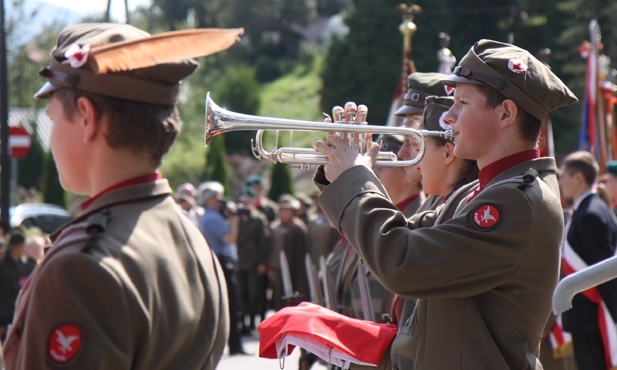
[176,182,205,226]
[0,229,36,342]
[24,234,47,265]
[560,151,617,370]
[246,175,278,223]
[604,161,617,216]
[295,192,314,227]
[198,181,248,356]
[235,187,270,335]
[5,23,235,369]
[306,189,339,267]
[395,72,452,212]
[268,194,310,310]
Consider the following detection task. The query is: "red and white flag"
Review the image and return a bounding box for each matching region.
[563,235,617,368]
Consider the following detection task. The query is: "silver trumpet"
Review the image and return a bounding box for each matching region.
[205,93,454,169]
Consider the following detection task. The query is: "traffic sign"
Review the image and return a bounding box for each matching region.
[9,126,31,159]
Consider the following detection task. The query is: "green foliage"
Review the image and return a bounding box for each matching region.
[321,0,404,125]
[17,123,46,190]
[42,153,66,208]
[268,163,294,201]
[551,0,617,153]
[211,65,262,154]
[204,136,232,195]
[255,55,284,83]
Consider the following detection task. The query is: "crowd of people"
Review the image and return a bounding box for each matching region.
[172,176,341,358]
[1,19,616,370]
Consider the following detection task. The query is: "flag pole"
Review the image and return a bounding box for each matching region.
[386,3,420,126]
[398,3,420,91]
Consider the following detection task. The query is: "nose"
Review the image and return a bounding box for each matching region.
[444,106,456,126]
[398,142,412,160]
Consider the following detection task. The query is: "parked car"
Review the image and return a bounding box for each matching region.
[10,203,72,234]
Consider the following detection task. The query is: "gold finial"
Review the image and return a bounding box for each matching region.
[398,4,421,36]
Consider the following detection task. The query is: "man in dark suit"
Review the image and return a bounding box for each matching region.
[560,150,617,370]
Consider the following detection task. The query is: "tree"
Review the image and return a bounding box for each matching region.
[17,122,46,190]
[42,153,66,208]
[551,0,617,153]
[211,65,262,155]
[204,136,232,196]
[268,163,294,201]
[321,0,408,125]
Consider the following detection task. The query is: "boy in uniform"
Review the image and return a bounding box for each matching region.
[3,23,241,369]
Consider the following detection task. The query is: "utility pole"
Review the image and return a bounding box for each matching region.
[0,0,10,225]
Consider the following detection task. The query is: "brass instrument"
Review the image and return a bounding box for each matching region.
[205,93,453,169]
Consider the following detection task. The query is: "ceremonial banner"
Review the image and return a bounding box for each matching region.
[258,302,397,369]
[563,236,617,368]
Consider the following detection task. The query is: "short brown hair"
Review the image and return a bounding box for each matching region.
[475,85,542,144]
[561,151,599,186]
[55,88,181,167]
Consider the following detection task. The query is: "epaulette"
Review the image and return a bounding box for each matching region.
[82,209,111,252]
[517,168,539,190]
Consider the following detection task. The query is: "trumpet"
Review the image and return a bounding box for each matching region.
[205,93,454,169]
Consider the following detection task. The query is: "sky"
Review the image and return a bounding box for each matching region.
[39,0,153,22]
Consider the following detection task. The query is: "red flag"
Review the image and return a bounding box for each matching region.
[258,302,397,369]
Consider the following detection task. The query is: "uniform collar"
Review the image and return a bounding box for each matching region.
[477,149,540,192]
[81,172,162,210]
[396,193,420,211]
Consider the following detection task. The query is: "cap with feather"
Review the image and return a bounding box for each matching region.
[35,23,244,105]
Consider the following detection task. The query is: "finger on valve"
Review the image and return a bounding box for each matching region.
[344,102,358,123]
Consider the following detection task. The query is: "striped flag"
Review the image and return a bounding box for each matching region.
[578,19,615,171]
[563,234,617,368]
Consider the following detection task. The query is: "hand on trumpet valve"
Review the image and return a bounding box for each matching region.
[314,134,380,183]
[315,101,379,183]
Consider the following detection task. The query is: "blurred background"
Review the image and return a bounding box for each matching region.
[2,0,614,214]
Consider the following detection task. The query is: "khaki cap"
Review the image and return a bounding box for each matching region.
[421,96,455,140]
[278,194,300,210]
[35,23,197,105]
[395,72,451,116]
[375,134,403,154]
[442,39,578,121]
[35,23,243,105]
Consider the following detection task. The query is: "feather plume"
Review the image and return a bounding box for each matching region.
[88,28,244,75]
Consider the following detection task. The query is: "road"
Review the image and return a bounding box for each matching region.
[217,334,329,370]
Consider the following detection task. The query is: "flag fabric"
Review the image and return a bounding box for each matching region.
[539,116,555,157]
[578,40,599,156]
[548,314,574,359]
[562,236,617,369]
[258,302,397,369]
[578,19,616,171]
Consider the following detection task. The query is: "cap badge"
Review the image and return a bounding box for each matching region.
[65,44,91,69]
[438,111,451,131]
[507,58,527,74]
[444,85,455,95]
[48,324,83,364]
[471,204,500,229]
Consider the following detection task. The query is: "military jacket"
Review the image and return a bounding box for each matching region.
[3,180,229,370]
[319,158,563,369]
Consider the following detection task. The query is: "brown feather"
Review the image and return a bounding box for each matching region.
[88,28,244,75]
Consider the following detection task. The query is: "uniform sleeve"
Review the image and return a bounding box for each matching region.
[17,252,133,369]
[320,166,534,300]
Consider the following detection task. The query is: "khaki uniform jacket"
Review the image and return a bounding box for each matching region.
[318,158,563,369]
[3,180,229,370]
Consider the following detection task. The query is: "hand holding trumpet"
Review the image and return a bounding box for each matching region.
[314,102,381,183]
